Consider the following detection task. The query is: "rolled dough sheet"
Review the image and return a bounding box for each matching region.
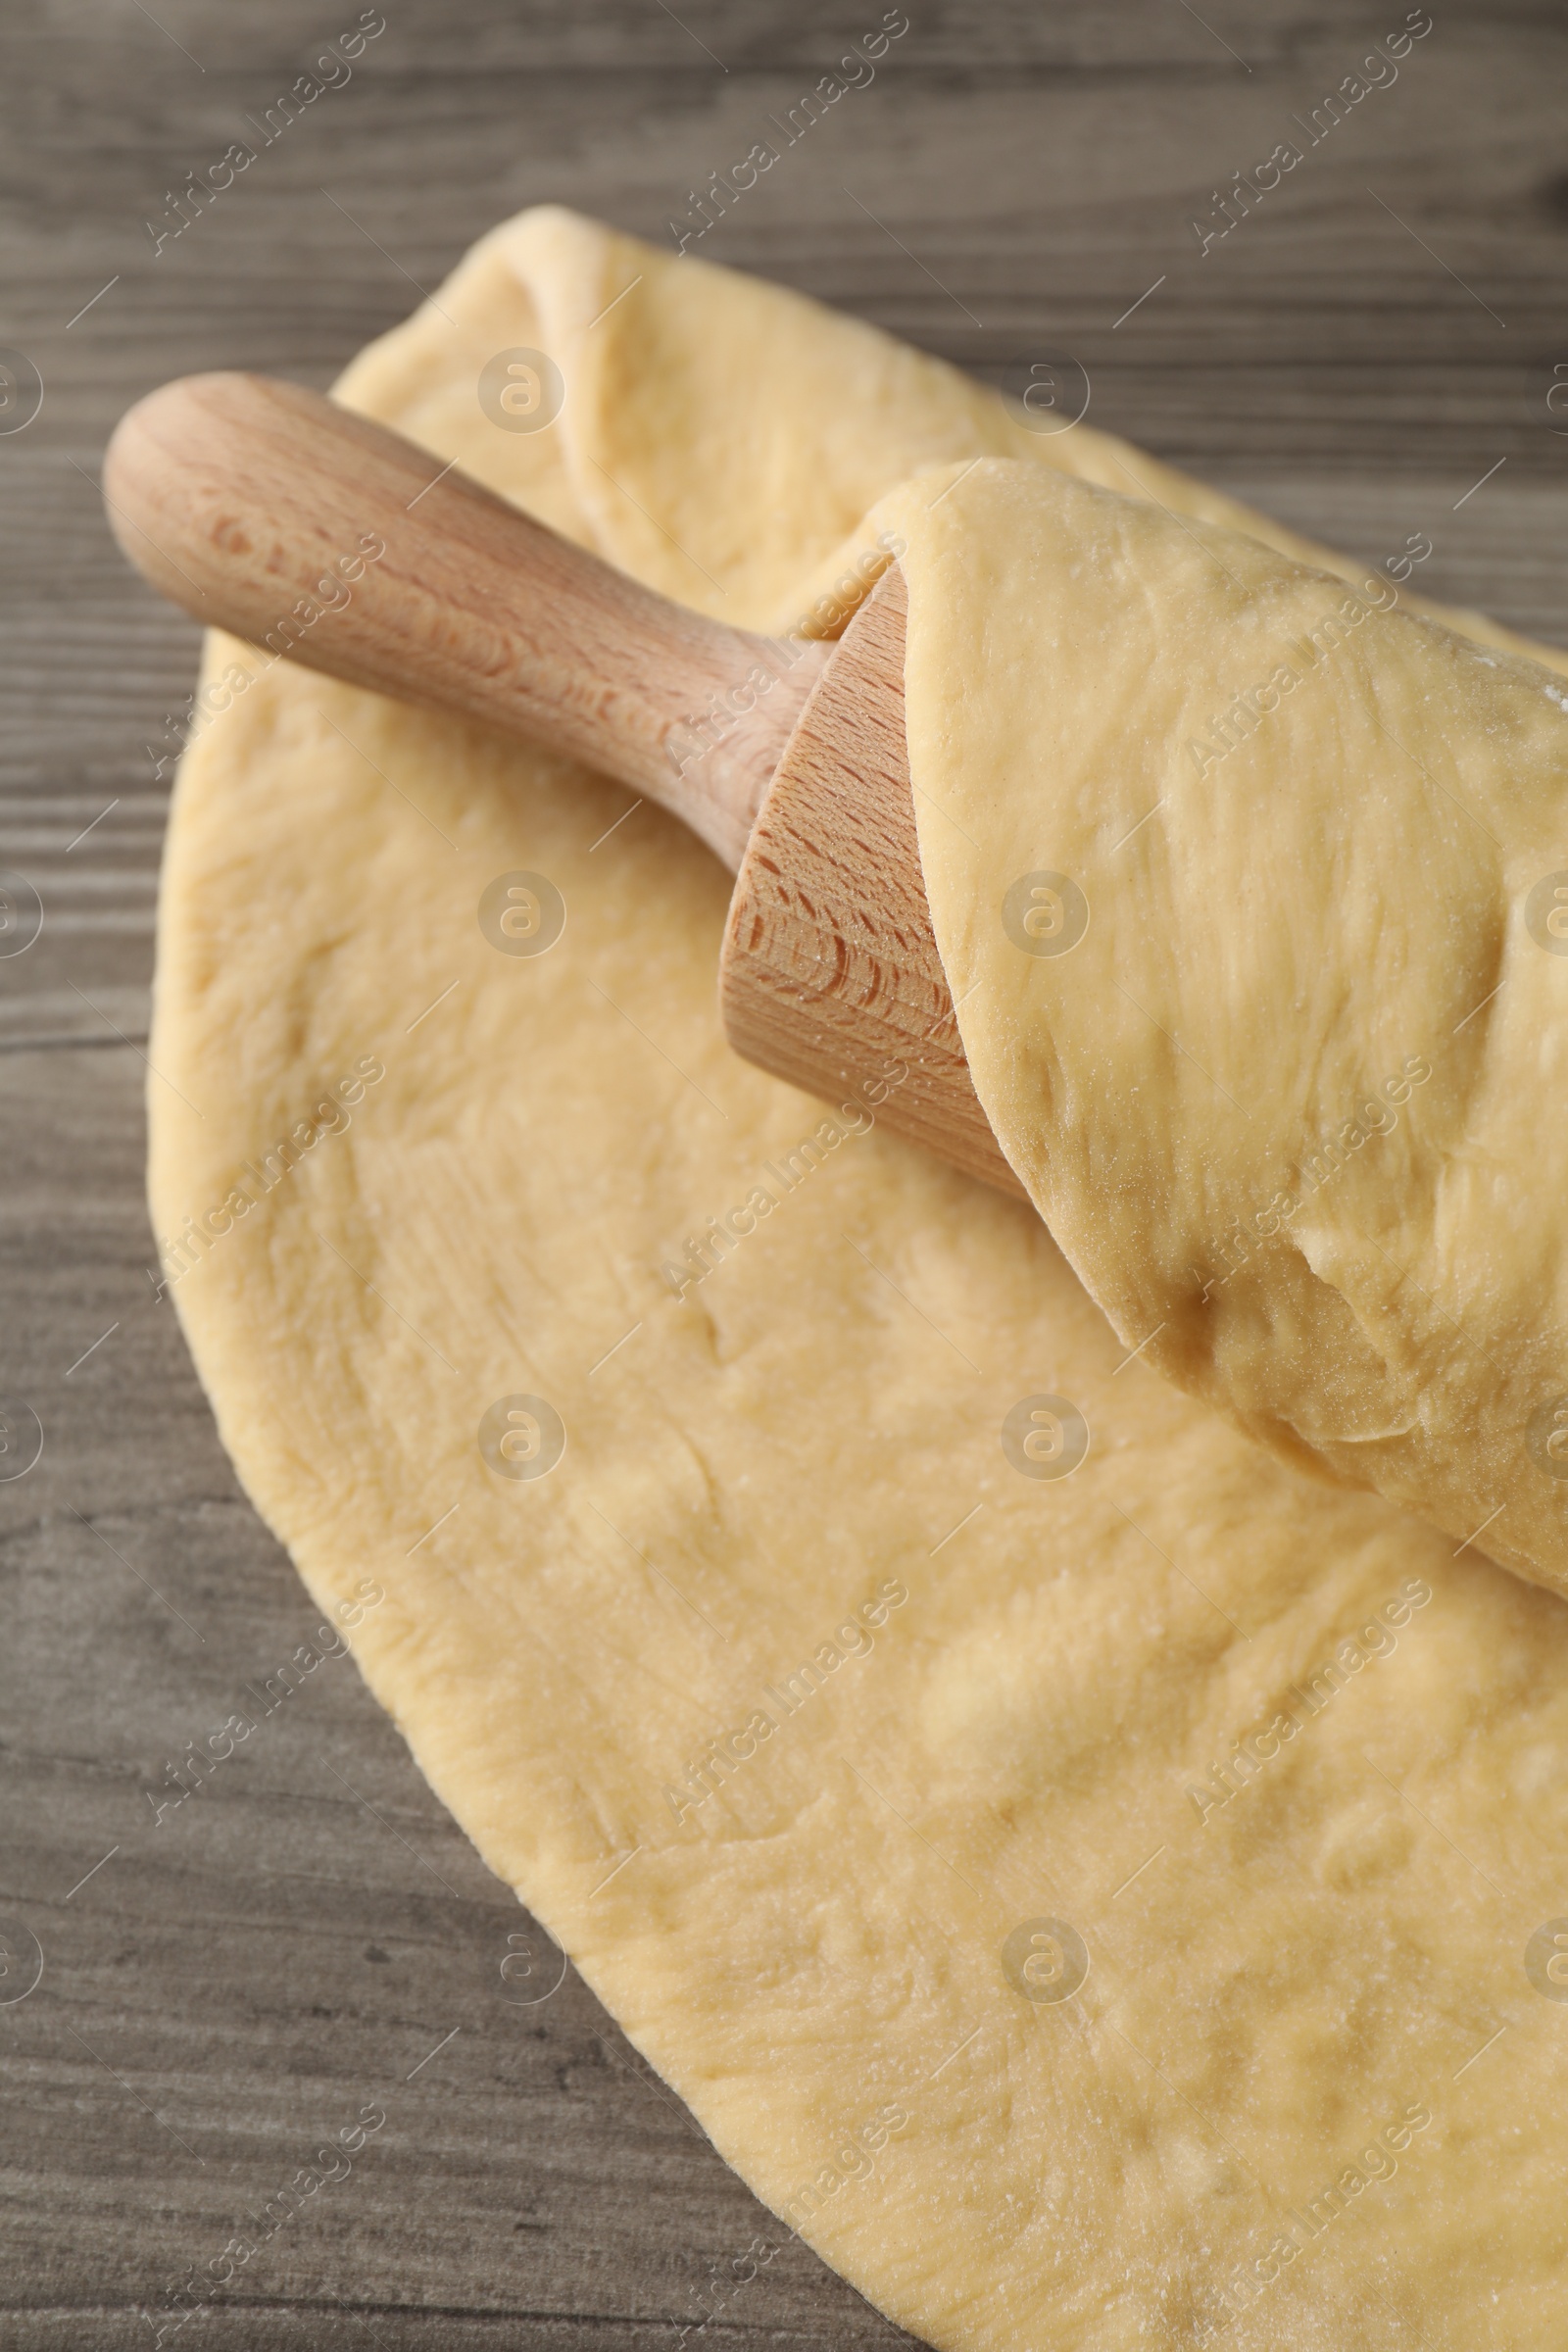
[151,210,1568,2349]
[892,459,1568,1599]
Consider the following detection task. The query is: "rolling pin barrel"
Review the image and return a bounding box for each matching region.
[103,371,1024,1200]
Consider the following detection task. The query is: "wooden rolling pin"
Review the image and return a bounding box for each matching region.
[103,373,1025,1198]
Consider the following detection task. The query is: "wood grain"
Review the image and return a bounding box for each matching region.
[1,2,1565,2346]
[722,566,1025,1196]
[106,380,1013,1185]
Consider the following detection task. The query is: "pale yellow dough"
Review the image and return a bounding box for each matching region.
[153,210,1568,2350]
[891,461,1568,1598]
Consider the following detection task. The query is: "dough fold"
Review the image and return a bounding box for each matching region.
[152,210,1568,2352]
[890,458,1568,1595]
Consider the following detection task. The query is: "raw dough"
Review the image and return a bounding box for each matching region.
[152,210,1568,2351]
[892,459,1568,1597]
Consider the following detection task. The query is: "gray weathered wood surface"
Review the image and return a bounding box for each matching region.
[2,0,1566,2343]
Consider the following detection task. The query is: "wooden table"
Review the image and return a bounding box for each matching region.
[2,1,1564,2341]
